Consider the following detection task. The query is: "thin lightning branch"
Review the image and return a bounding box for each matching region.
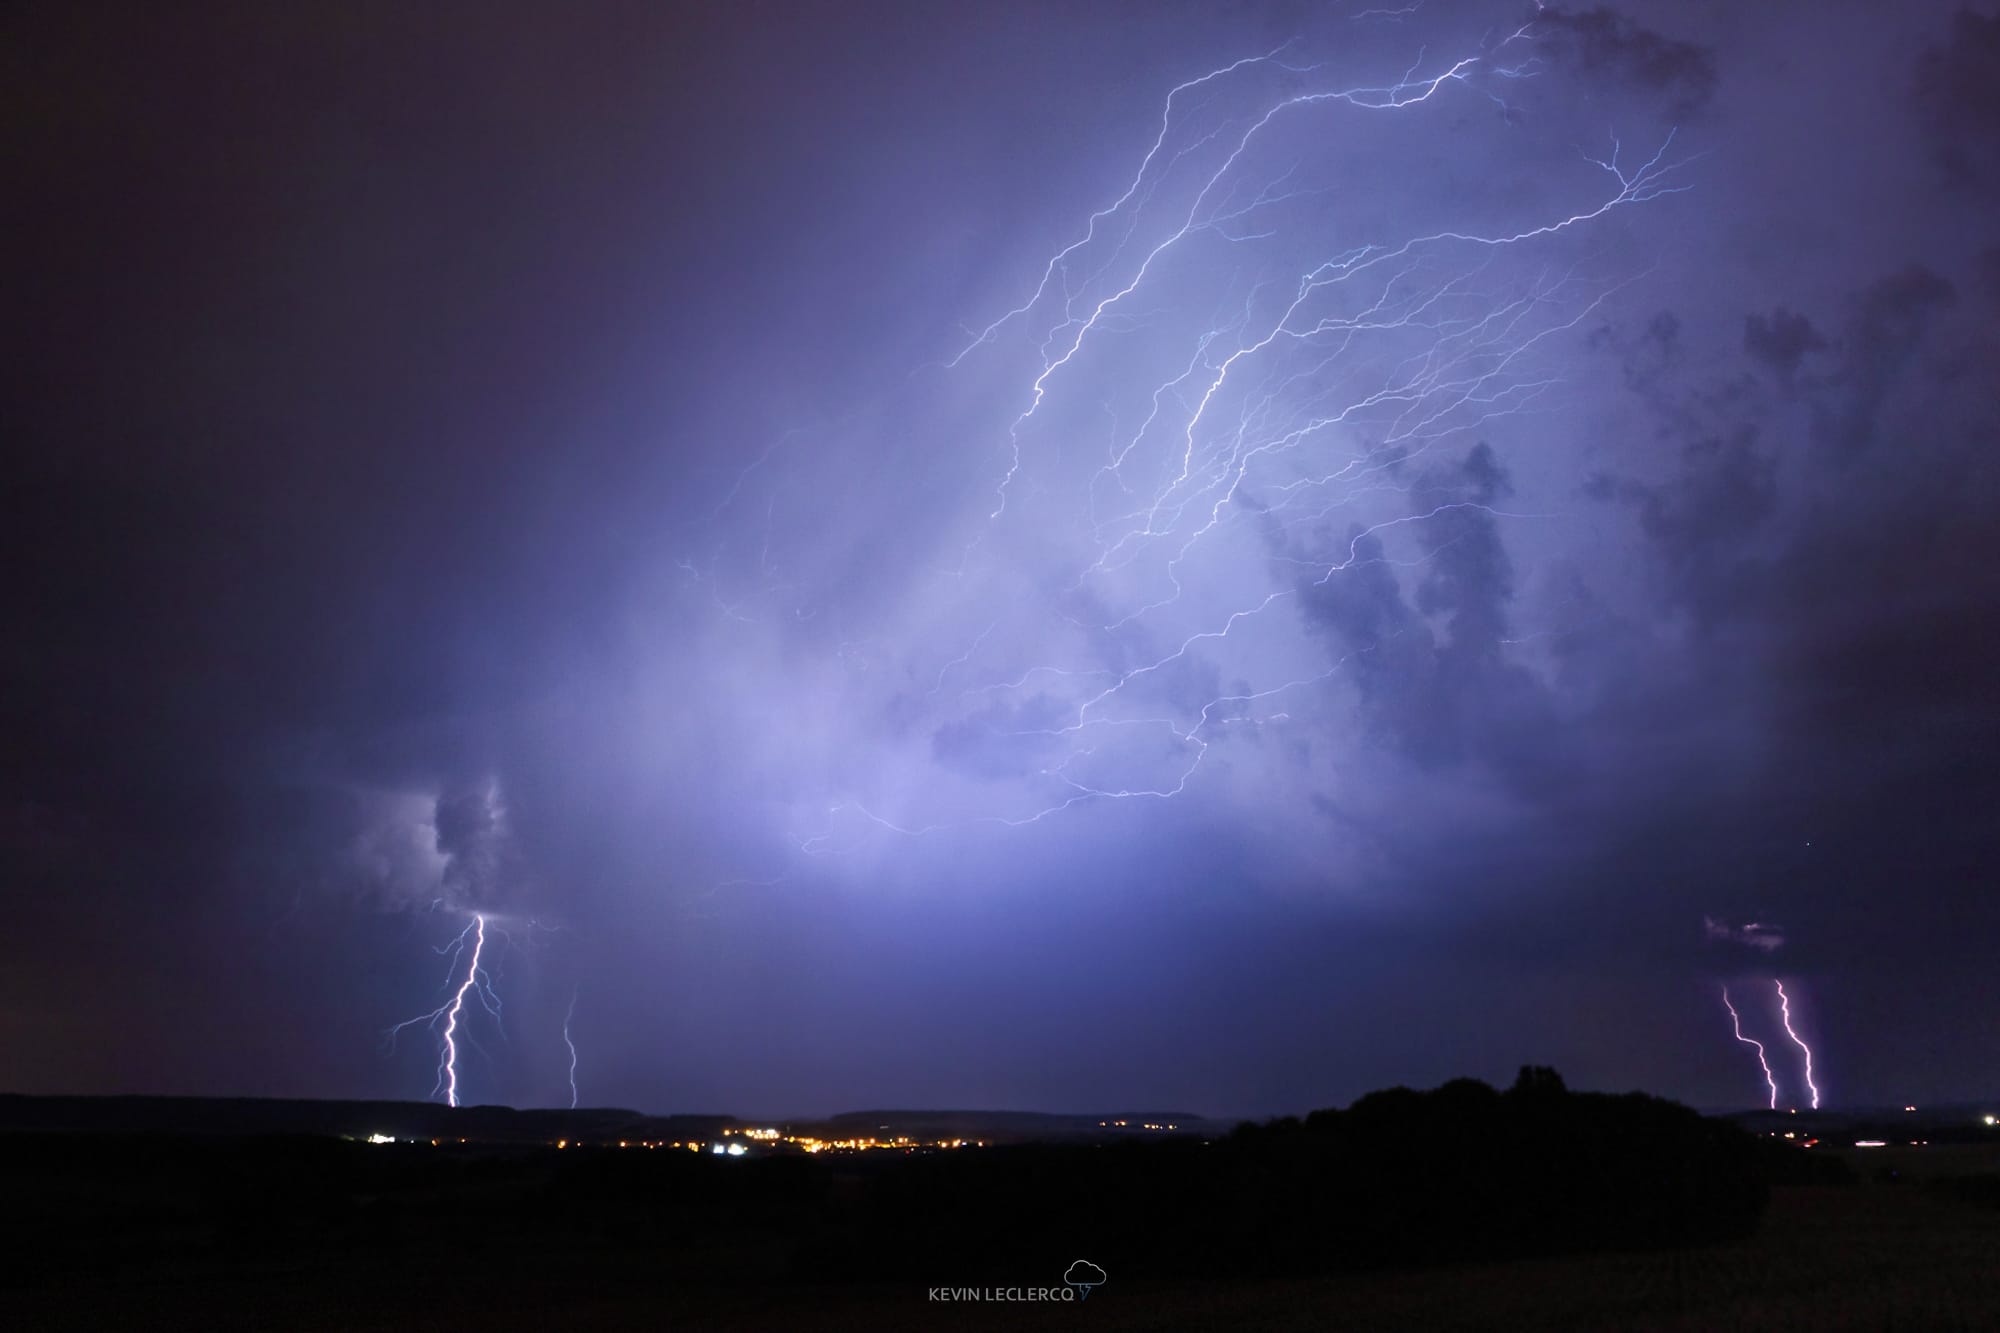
[947,44,1298,368]
[563,986,581,1111]
[1774,979,1820,1110]
[1721,985,1778,1111]
[984,53,1500,523]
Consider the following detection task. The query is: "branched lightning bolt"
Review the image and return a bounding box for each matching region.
[386,912,494,1108]
[1721,985,1779,1111]
[947,43,1300,370]
[435,914,487,1107]
[981,50,1511,525]
[1774,979,1820,1110]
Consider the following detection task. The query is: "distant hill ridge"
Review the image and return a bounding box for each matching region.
[0,1094,1222,1144]
[0,1093,730,1143]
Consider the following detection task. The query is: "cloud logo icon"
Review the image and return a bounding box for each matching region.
[1064,1259,1106,1299]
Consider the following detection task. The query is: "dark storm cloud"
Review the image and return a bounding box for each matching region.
[1812,266,1958,455]
[1584,419,1779,627]
[1296,444,1553,779]
[1575,243,2000,971]
[1913,8,2000,185]
[1535,6,1717,116]
[1980,245,2000,308]
[1742,309,1824,386]
[1604,263,1968,627]
[1586,261,1968,637]
[433,781,523,911]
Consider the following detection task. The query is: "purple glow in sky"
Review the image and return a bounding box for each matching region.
[5,0,2000,1116]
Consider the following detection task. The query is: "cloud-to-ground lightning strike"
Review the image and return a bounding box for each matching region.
[563,986,581,1110]
[435,915,487,1108]
[1774,979,1821,1111]
[1721,985,1779,1111]
[689,13,1695,863]
[386,912,497,1107]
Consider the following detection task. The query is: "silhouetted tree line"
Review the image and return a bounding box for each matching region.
[2,1069,1779,1292]
[797,1067,1769,1282]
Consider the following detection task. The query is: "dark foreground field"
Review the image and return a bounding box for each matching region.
[5,1079,1998,1332]
[5,1178,2000,1331]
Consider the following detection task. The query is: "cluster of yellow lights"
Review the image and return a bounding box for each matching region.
[363,1135,459,1146]
[370,1131,1001,1153]
[540,1129,989,1155]
[718,1127,982,1154]
[1097,1120,1178,1130]
[808,1134,968,1153]
[798,1136,975,1153]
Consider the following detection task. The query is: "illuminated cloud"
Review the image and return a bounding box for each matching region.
[1704,917,1785,955]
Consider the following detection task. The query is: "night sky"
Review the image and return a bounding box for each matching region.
[6,1,1998,1119]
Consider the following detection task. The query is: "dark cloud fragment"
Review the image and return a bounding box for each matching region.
[1585,425,1778,627]
[1742,308,1824,387]
[1593,254,2000,850]
[1703,915,1784,954]
[1297,444,1553,781]
[1976,245,2000,309]
[1812,266,1954,457]
[1535,6,1718,116]
[434,781,521,911]
[1912,8,2000,186]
